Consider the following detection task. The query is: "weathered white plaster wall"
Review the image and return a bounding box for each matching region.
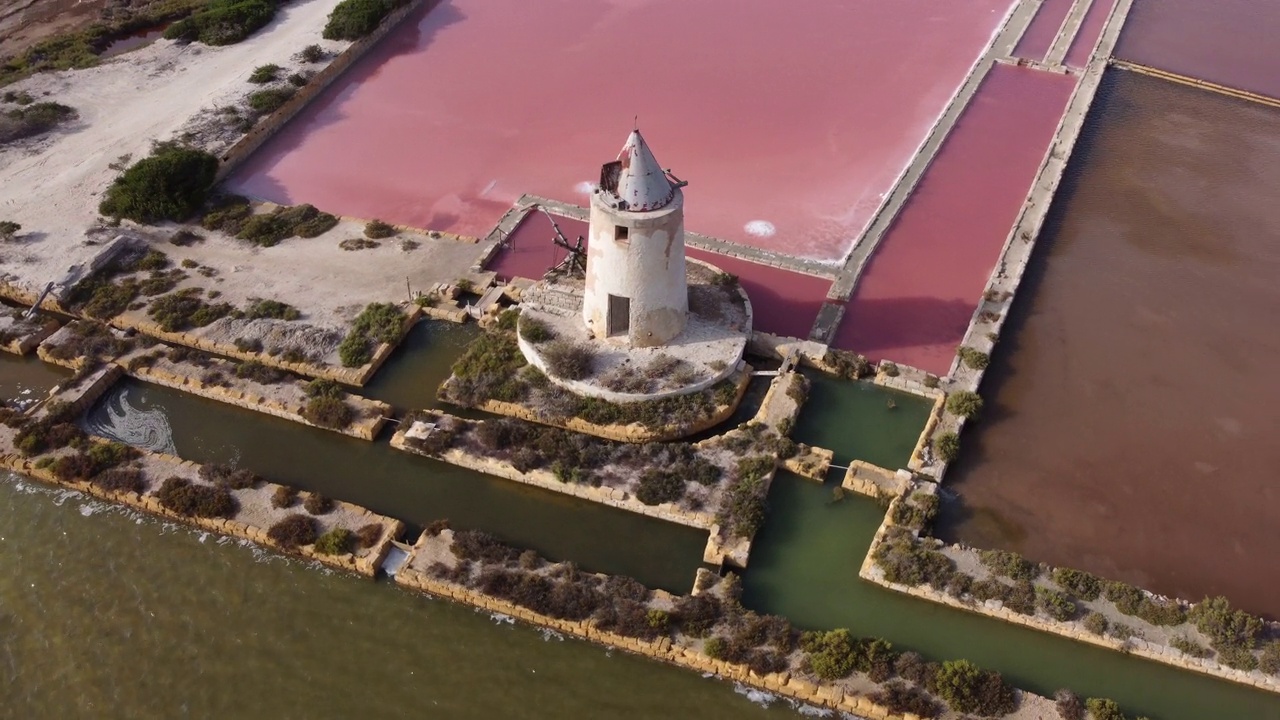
[582,190,688,347]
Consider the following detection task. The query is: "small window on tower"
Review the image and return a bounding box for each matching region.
[615,225,629,242]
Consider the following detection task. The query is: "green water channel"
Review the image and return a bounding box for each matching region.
[792,369,932,470]
[742,473,1280,720]
[0,351,68,406]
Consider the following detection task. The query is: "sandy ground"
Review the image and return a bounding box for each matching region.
[0,0,343,277]
[0,0,488,331]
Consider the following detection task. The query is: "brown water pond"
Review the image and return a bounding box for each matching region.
[938,69,1280,619]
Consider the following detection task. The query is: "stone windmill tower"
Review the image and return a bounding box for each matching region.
[582,129,689,347]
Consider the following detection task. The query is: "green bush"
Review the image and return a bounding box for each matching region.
[823,349,871,380]
[934,431,960,462]
[165,0,277,46]
[323,0,400,40]
[1258,641,1280,675]
[267,513,318,549]
[303,395,354,429]
[979,549,1038,581]
[98,144,219,223]
[1,101,77,143]
[799,629,857,680]
[1035,587,1078,622]
[946,390,983,419]
[1052,567,1102,601]
[880,361,899,377]
[1135,597,1186,627]
[314,527,354,555]
[890,492,939,531]
[306,379,343,399]
[147,288,233,331]
[247,63,280,83]
[933,659,1015,717]
[957,346,989,370]
[1085,697,1127,720]
[1188,596,1263,652]
[351,302,405,344]
[156,476,237,518]
[0,220,20,239]
[872,528,956,589]
[247,86,295,114]
[716,456,771,538]
[704,636,727,660]
[1170,635,1212,658]
[635,469,684,506]
[245,298,301,320]
[518,316,554,344]
[1102,581,1145,615]
[338,334,372,367]
[364,219,396,238]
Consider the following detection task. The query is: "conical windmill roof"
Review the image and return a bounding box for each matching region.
[609,130,676,212]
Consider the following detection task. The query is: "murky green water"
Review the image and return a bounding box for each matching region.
[792,370,932,469]
[0,351,68,407]
[0,473,792,719]
[361,319,481,413]
[83,378,705,593]
[742,473,1280,720]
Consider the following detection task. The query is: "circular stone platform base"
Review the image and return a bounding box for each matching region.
[517,260,752,402]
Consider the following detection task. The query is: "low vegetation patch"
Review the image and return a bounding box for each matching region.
[541,341,594,380]
[890,492,939,532]
[1,101,77,144]
[957,346,990,370]
[323,0,405,40]
[198,463,261,489]
[978,549,1039,581]
[147,288,235,332]
[338,302,405,367]
[945,390,983,419]
[156,476,238,518]
[1052,567,1102,601]
[44,321,134,363]
[933,431,959,463]
[716,456,773,538]
[267,513,318,549]
[272,484,298,508]
[363,219,396,238]
[304,492,334,515]
[99,143,219,223]
[165,0,278,46]
[245,298,301,320]
[823,349,872,380]
[314,527,354,555]
[517,316,554,344]
[247,63,281,83]
[235,203,337,246]
[246,86,295,114]
[933,659,1015,717]
[303,395,354,429]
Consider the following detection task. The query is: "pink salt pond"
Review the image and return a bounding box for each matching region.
[834,65,1076,376]
[226,0,1017,262]
[491,211,831,341]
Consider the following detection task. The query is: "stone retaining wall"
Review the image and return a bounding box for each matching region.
[109,307,415,386]
[859,485,1280,695]
[0,446,402,578]
[213,0,436,182]
[394,546,930,720]
[388,428,716,530]
[128,362,389,440]
[0,318,59,356]
[475,367,751,443]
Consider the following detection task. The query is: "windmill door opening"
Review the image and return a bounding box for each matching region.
[607,294,630,337]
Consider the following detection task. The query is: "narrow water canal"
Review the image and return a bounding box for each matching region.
[743,474,1280,720]
[792,369,932,470]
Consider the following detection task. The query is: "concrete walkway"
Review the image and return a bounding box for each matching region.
[1045,0,1096,66]
[825,0,1047,304]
